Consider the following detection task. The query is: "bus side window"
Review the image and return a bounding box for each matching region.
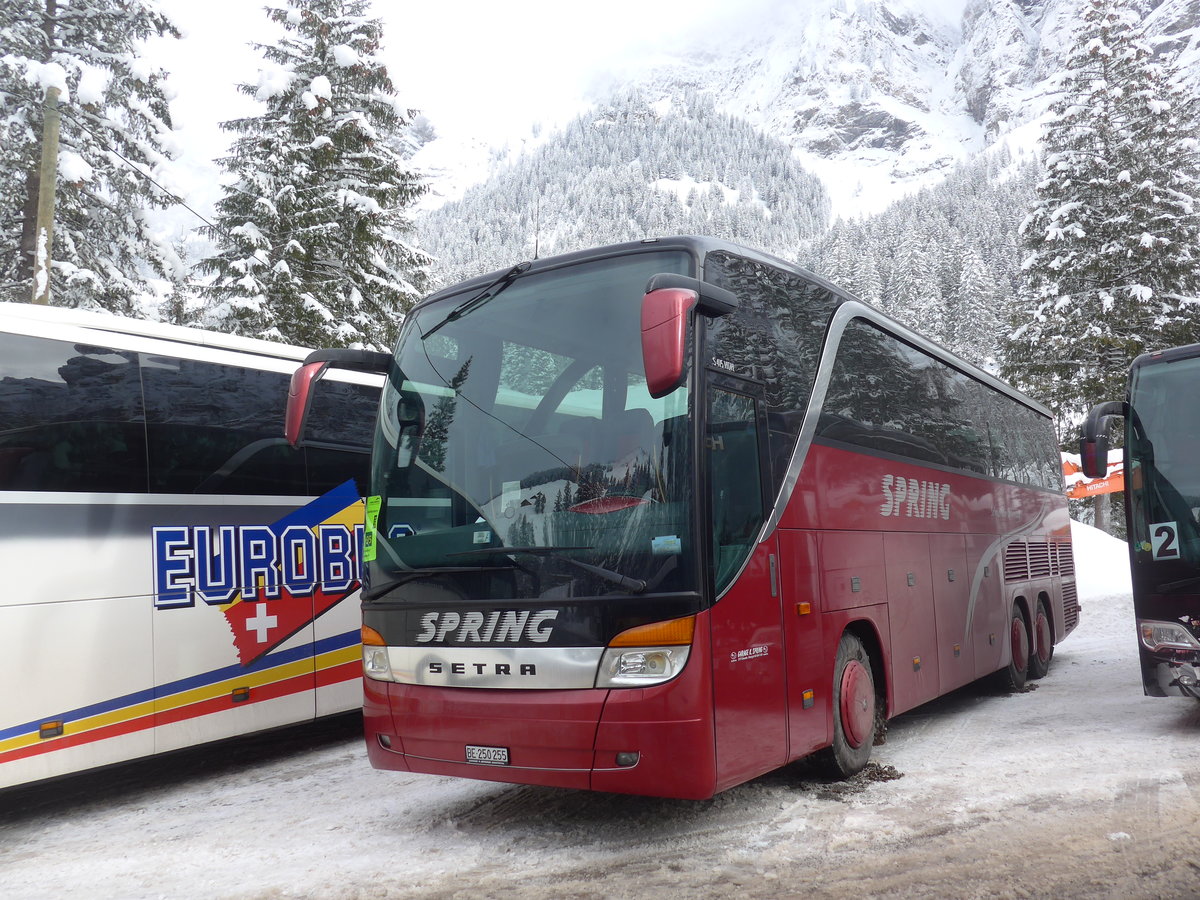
[303,379,377,495]
[141,356,307,495]
[0,333,147,492]
[709,385,765,594]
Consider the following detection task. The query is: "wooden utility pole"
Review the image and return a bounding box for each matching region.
[30,84,61,305]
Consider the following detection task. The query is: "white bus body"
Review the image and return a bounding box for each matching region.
[0,303,380,789]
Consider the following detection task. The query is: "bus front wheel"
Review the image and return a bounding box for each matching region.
[819,632,876,778]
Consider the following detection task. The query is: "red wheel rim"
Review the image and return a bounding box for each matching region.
[1035,609,1052,665]
[1010,616,1029,673]
[840,659,873,749]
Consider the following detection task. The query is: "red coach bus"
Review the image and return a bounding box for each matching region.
[287,237,1078,800]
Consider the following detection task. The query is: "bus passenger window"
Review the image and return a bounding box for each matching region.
[0,333,147,492]
[708,386,765,593]
[141,357,306,495]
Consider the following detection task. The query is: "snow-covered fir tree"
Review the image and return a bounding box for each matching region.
[418,91,830,287]
[0,0,181,312]
[807,149,1041,369]
[198,0,429,349]
[1002,0,1200,426]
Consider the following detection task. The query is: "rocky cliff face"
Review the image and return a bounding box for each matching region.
[621,0,1199,214]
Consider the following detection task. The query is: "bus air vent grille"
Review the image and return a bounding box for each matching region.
[1055,542,1076,577]
[1027,542,1052,578]
[1003,542,1029,582]
[1061,582,1080,633]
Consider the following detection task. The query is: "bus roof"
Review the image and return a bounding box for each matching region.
[0,302,312,362]
[1131,342,1200,372]
[418,236,846,308]
[414,235,1052,421]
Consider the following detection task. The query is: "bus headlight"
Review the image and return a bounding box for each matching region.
[595,616,695,688]
[362,626,395,681]
[597,646,690,687]
[1138,620,1200,654]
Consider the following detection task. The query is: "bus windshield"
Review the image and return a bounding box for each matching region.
[366,250,697,605]
[1127,354,1200,589]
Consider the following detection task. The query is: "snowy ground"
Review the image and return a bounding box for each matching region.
[3,522,1200,899]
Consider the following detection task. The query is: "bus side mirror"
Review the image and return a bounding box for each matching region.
[641,274,737,399]
[285,348,391,447]
[392,392,426,467]
[285,361,329,447]
[397,395,423,429]
[1079,435,1109,479]
[1079,399,1127,479]
[641,287,697,399]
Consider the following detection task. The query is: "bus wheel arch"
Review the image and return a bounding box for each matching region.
[1028,593,1055,680]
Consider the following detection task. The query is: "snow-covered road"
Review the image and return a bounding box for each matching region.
[3,522,1199,899]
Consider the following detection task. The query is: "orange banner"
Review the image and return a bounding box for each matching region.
[1065,471,1125,499]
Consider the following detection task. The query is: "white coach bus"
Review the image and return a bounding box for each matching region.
[0,302,380,789]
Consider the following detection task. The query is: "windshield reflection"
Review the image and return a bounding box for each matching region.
[366,251,697,603]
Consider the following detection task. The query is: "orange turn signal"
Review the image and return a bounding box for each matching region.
[609,615,695,647]
[361,625,386,646]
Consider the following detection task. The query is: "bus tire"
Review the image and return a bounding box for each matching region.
[1028,598,1054,680]
[818,632,876,778]
[995,604,1030,692]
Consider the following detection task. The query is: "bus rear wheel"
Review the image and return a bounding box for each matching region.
[995,604,1030,692]
[1028,598,1054,680]
[818,632,876,778]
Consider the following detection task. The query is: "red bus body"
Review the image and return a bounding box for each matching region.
[364,443,1074,799]
[294,237,1078,800]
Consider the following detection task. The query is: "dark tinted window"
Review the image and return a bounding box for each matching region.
[0,332,147,492]
[819,320,1060,489]
[141,355,307,495]
[709,385,765,592]
[704,251,843,494]
[304,378,377,494]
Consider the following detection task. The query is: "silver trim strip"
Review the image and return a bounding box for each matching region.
[711,300,1058,602]
[757,300,1056,541]
[386,645,605,689]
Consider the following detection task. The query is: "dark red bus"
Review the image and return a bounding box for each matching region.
[287,236,1078,800]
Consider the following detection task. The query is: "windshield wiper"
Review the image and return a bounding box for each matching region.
[451,546,647,594]
[363,565,517,602]
[421,261,532,340]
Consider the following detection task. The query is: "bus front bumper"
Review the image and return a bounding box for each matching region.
[363,673,717,799]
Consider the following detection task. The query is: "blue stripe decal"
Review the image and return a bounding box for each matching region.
[267,479,361,537]
[0,629,361,742]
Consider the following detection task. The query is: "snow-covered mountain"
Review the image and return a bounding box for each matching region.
[628,0,1198,214]
[415,0,1200,221]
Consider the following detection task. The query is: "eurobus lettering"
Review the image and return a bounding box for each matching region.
[0,303,379,790]
[288,236,1079,801]
[153,521,365,607]
[1082,344,1200,698]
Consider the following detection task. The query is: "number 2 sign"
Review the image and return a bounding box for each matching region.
[1150,521,1181,560]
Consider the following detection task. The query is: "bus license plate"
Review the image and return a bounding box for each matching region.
[465,745,509,765]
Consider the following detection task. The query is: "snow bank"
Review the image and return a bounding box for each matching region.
[1070,518,1132,598]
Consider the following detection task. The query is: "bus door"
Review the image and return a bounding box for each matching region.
[705,372,788,787]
